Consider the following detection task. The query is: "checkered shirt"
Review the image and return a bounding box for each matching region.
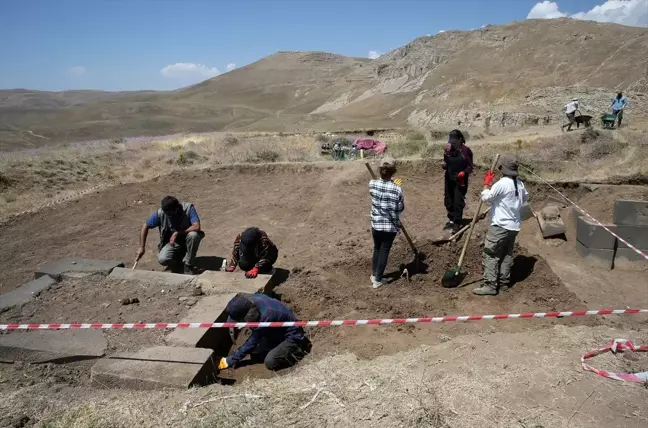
[369,179,405,233]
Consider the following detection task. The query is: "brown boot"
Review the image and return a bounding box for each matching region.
[473,284,498,296]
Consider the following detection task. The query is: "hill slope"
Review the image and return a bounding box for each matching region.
[1,18,647,150]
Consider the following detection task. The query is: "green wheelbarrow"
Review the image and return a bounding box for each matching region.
[601,113,617,129]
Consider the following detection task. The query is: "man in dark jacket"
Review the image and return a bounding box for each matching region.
[218,293,311,371]
[442,130,473,233]
[225,227,278,278]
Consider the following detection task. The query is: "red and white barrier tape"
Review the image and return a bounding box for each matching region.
[1,308,646,330]
[519,165,648,262]
[582,339,648,383]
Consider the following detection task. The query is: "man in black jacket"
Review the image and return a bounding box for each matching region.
[442,130,473,234]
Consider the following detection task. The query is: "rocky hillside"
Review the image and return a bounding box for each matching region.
[1,18,647,150]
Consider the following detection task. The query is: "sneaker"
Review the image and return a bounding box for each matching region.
[183,264,202,275]
[372,278,389,289]
[370,275,376,282]
[443,221,454,231]
[473,285,498,296]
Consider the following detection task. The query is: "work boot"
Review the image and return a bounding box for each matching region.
[443,221,454,232]
[183,264,202,275]
[473,284,498,296]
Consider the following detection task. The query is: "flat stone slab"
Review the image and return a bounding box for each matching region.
[575,241,615,269]
[537,205,566,238]
[166,294,236,353]
[0,330,107,363]
[35,258,124,281]
[91,346,216,390]
[576,216,617,250]
[191,270,273,295]
[614,225,648,250]
[614,200,648,226]
[0,275,56,312]
[108,267,192,286]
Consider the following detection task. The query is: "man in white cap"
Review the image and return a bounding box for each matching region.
[562,98,580,132]
[474,155,529,296]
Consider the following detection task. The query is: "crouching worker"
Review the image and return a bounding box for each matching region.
[136,196,204,275]
[218,293,312,371]
[225,227,278,278]
[474,155,528,296]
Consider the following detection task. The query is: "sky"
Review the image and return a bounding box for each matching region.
[0,0,646,92]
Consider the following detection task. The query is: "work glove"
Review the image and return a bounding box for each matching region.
[483,170,496,187]
[218,357,229,370]
[225,266,235,272]
[392,178,403,186]
[245,267,259,279]
[457,171,465,187]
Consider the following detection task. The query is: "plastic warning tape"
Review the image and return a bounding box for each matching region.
[519,165,648,262]
[1,308,646,330]
[582,339,648,383]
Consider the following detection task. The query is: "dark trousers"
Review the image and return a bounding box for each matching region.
[371,228,397,281]
[238,245,278,272]
[251,337,312,371]
[613,109,623,127]
[444,178,467,224]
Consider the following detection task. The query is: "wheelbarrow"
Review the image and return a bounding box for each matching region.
[601,113,617,129]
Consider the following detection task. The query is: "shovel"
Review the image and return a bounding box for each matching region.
[441,154,500,288]
[364,162,421,270]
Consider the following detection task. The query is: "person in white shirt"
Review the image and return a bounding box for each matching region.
[474,155,529,296]
[562,98,579,132]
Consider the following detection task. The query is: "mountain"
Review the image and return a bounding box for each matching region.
[1,18,647,150]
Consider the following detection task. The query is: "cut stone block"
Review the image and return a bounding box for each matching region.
[614,200,648,226]
[615,248,648,263]
[108,267,192,286]
[192,270,274,295]
[91,346,216,390]
[0,330,106,363]
[576,216,617,250]
[614,225,648,250]
[35,258,124,281]
[537,205,566,238]
[0,275,56,312]
[575,241,615,269]
[166,293,236,354]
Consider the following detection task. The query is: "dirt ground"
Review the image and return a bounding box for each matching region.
[1,161,647,426]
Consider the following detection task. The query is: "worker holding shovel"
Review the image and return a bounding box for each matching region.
[442,130,473,234]
[473,155,529,296]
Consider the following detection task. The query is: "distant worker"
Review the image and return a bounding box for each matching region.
[136,196,203,274]
[474,155,529,296]
[369,157,404,289]
[332,140,343,161]
[442,129,473,234]
[562,98,580,132]
[610,91,627,128]
[218,293,311,371]
[225,227,278,278]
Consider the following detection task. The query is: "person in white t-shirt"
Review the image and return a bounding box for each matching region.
[474,155,529,296]
[562,98,579,132]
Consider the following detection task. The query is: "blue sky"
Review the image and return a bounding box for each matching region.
[0,0,645,91]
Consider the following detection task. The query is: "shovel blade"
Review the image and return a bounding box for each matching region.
[441,267,465,288]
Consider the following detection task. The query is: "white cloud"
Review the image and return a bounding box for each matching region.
[68,66,86,76]
[226,63,236,71]
[160,62,220,80]
[527,0,648,27]
[438,29,446,33]
[368,50,382,59]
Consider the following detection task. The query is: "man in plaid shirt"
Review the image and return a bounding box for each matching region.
[218,293,311,371]
[369,157,404,289]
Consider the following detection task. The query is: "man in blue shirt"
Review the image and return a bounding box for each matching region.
[217,293,311,371]
[135,195,204,274]
[610,91,628,128]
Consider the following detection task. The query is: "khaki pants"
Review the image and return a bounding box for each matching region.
[483,225,518,289]
[158,231,204,267]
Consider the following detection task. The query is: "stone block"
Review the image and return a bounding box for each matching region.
[108,267,192,286]
[614,200,648,226]
[0,330,106,363]
[35,258,124,281]
[615,248,648,263]
[576,216,617,250]
[91,346,216,390]
[166,294,236,354]
[191,270,273,295]
[537,205,566,238]
[0,275,56,312]
[614,225,648,250]
[575,241,615,269]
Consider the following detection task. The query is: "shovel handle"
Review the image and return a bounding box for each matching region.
[364,162,417,255]
[455,154,500,270]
